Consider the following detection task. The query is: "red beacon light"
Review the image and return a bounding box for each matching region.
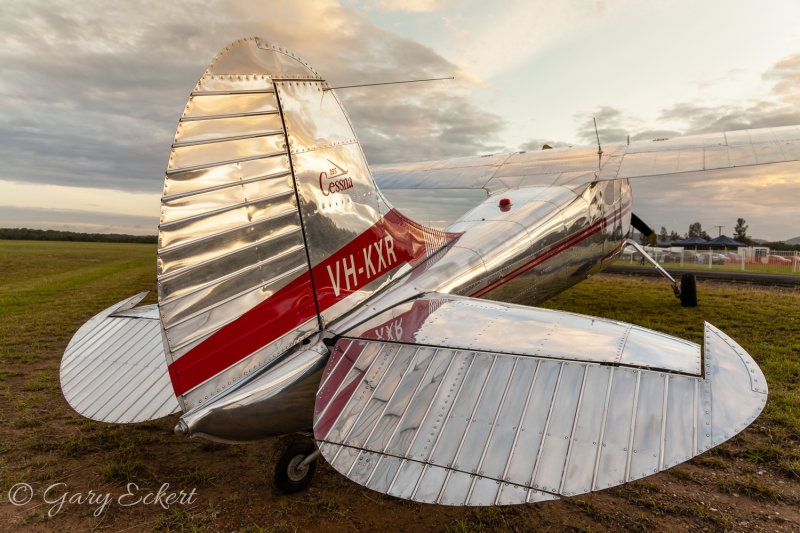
[499,198,511,211]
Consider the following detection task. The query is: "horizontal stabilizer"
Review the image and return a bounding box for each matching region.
[313,296,766,505]
[60,293,180,423]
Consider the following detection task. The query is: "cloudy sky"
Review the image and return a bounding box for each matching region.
[1,0,800,239]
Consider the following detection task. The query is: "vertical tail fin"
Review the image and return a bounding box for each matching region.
[158,38,457,410]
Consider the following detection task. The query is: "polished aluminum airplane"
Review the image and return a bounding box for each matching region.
[61,37,795,503]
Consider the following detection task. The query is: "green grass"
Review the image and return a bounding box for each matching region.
[0,240,156,361]
[2,240,800,531]
[541,274,800,440]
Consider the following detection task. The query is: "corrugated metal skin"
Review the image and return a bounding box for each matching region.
[158,38,322,410]
[60,295,179,423]
[314,323,765,506]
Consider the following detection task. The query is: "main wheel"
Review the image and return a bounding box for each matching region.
[680,274,698,307]
[274,440,318,493]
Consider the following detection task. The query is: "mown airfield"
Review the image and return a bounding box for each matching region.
[1,238,799,532]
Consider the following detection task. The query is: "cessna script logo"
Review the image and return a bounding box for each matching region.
[326,235,397,297]
[319,160,353,196]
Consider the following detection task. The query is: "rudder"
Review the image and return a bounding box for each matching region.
[158,38,456,410]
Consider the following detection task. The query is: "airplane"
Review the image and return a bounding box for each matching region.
[60,37,797,506]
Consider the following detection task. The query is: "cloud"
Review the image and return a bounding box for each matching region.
[0,0,505,197]
[362,0,446,12]
[631,161,800,242]
[571,53,800,146]
[438,0,628,81]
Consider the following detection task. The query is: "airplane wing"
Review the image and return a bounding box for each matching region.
[373,125,800,194]
[313,294,766,505]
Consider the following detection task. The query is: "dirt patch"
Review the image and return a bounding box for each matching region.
[2,251,799,532]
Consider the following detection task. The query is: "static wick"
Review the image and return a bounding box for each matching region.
[323,76,454,91]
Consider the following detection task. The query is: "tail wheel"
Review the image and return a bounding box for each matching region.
[680,274,698,307]
[274,440,318,493]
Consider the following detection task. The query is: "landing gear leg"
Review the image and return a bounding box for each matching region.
[625,239,693,305]
[679,274,698,307]
[274,438,319,493]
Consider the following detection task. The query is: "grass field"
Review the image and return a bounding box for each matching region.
[1,240,800,532]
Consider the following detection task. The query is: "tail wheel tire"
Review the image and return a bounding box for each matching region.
[680,274,698,307]
[274,440,318,493]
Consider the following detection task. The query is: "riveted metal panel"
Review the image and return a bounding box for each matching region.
[471,359,538,480]
[704,322,768,446]
[60,295,180,424]
[383,349,456,457]
[174,114,284,145]
[663,375,696,468]
[316,315,766,505]
[451,356,516,474]
[386,459,425,501]
[428,353,494,468]
[157,38,331,411]
[560,364,612,496]
[365,455,404,494]
[593,368,637,490]
[345,295,702,375]
[438,470,475,506]
[621,325,701,375]
[162,156,292,199]
[628,372,666,479]
[411,464,450,503]
[503,360,561,487]
[181,93,279,119]
[531,362,585,494]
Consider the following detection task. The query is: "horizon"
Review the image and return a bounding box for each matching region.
[2,1,799,240]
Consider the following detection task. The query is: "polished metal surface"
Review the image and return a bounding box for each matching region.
[158,38,317,411]
[176,340,329,443]
[372,125,800,198]
[343,294,701,375]
[314,322,766,505]
[332,179,630,335]
[158,38,463,412]
[60,37,778,508]
[60,293,180,423]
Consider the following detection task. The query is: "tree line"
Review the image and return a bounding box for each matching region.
[652,219,800,251]
[0,227,157,244]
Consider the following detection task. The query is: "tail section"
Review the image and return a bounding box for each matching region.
[158,38,456,410]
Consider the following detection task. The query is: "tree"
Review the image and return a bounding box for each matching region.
[669,230,682,242]
[734,218,751,244]
[687,222,710,240]
[659,226,668,243]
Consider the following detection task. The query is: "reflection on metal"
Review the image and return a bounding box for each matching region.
[314,324,766,505]
[176,341,329,443]
[372,126,800,197]
[158,39,314,412]
[60,293,180,423]
[159,38,460,411]
[344,294,701,375]
[61,38,775,508]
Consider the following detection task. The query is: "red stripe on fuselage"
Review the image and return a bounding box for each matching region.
[167,209,459,397]
[166,272,318,397]
[470,201,631,298]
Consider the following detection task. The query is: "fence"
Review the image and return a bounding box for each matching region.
[618,246,800,274]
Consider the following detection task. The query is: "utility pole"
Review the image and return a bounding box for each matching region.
[711,225,724,237]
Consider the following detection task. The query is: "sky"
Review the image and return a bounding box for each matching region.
[1,0,800,240]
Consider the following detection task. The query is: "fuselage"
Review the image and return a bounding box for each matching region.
[177,178,634,442]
